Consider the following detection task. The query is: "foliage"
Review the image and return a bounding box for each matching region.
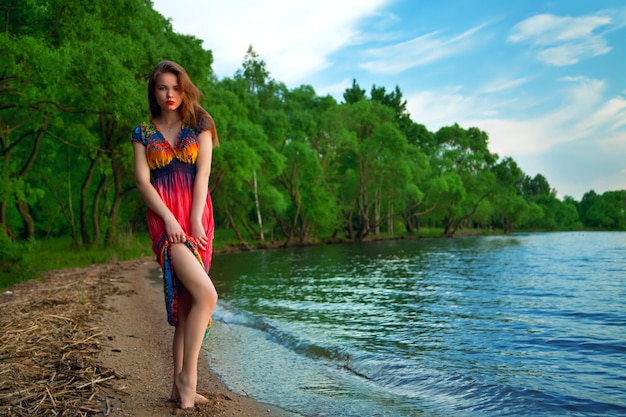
[0,229,37,288]
[1,0,624,279]
[578,190,626,229]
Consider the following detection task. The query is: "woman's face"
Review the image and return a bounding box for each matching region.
[154,72,182,112]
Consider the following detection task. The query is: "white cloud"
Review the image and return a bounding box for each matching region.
[358,23,489,74]
[405,76,626,198]
[536,37,610,66]
[580,95,626,132]
[405,87,477,131]
[478,77,531,94]
[475,117,567,157]
[152,0,390,84]
[315,78,354,98]
[473,77,609,155]
[508,13,613,66]
[508,14,612,44]
[405,75,624,157]
[404,82,527,136]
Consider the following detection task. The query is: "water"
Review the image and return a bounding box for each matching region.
[203,232,626,416]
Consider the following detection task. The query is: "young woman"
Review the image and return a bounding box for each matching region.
[131,60,219,409]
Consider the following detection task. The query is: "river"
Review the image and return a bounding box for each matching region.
[203,232,626,416]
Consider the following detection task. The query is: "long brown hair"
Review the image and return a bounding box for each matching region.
[147,60,219,146]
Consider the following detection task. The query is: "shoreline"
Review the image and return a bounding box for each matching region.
[0,258,299,417]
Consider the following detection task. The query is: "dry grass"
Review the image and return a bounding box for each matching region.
[0,262,136,416]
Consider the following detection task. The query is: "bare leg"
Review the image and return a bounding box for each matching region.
[170,289,210,404]
[170,288,189,401]
[169,243,217,409]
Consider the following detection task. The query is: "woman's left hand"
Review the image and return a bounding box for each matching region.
[191,219,208,251]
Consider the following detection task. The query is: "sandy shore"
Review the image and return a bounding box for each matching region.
[0,258,299,417]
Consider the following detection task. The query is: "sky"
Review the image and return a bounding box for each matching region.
[152,0,626,200]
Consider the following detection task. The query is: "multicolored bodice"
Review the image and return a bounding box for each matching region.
[131,122,200,170]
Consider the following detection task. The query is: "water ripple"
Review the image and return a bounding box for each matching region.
[208,232,626,417]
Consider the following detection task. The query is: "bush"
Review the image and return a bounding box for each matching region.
[0,230,39,289]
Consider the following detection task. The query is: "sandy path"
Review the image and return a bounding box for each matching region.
[0,258,298,417]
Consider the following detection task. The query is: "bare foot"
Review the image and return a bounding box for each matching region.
[174,372,197,409]
[170,384,209,405]
[195,393,209,404]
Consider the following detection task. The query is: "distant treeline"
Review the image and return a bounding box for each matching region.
[2,0,625,253]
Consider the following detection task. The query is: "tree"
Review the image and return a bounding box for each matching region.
[579,190,599,226]
[334,97,410,240]
[274,85,340,244]
[521,173,556,200]
[343,79,366,104]
[6,0,623,252]
[0,1,71,239]
[238,46,270,93]
[428,124,498,236]
[490,157,528,233]
[235,47,277,242]
[1,0,214,247]
[583,190,626,229]
[208,76,285,246]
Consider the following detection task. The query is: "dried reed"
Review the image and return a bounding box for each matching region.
[0,263,133,416]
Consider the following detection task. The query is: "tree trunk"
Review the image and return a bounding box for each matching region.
[80,149,101,247]
[298,211,308,243]
[444,216,455,237]
[106,190,125,246]
[0,201,11,238]
[12,114,49,240]
[253,170,264,242]
[15,200,35,239]
[374,187,381,236]
[66,151,78,245]
[388,200,393,236]
[290,189,302,244]
[344,203,356,241]
[92,176,106,246]
[42,174,78,246]
[223,205,249,248]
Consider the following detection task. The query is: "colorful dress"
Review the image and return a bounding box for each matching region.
[131,119,214,328]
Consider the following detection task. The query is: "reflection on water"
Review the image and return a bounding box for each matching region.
[203,232,626,417]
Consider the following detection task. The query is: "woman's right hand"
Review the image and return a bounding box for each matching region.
[165,218,186,244]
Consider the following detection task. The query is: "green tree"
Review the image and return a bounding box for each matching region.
[521,173,556,200]
[208,76,285,246]
[239,45,270,94]
[583,190,626,229]
[343,79,366,104]
[0,1,69,239]
[1,0,214,248]
[579,190,599,226]
[334,97,409,240]
[234,47,285,243]
[274,85,340,244]
[519,174,578,230]
[490,157,528,233]
[369,84,428,236]
[429,124,498,236]
[396,122,433,234]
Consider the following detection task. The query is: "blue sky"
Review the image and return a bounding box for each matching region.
[152,0,626,200]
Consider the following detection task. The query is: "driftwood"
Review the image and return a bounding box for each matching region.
[0,263,132,417]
